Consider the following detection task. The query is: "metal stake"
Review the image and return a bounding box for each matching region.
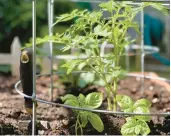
[32,0,37,135]
[48,0,54,101]
[140,9,145,95]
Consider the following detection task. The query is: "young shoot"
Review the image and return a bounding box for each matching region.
[61,92,104,135]
[24,0,168,135]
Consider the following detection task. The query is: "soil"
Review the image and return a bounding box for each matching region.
[0,72,170,135]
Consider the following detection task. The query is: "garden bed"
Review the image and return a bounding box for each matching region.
[0,72,170,135]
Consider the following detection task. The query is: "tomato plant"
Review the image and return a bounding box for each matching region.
[24,0,168,135]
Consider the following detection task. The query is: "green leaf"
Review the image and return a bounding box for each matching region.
[64,100,79,107]
[54,9,81,25]
[94,78,105,86]
[121,118,137,136]
[77,62,86,70]
[86,92,103,109]
[134,107,151,121]
[116,95,134,110]
[94,25,112,37]
[78,94,86,107]
[111,70,125,78]
[61,94,77,102]
[135,125,141,135]
[87,112,104,132]
[121,117,150,136]
[78,94,86,101]
[138,120,151,135]
[80,72,95,84]
[124,107,133,113]
[134,99,151,108]
[79,112,88,128]
[99,1,114,12]
[61,60,83,74]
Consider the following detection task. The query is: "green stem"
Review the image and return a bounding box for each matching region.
[75,114,82,136]
[105,86,112,110]
[113,78,117,111]
[75,115,78,136]
[77,116,83,135]
[110,7,119,111]
[89,63,112,110]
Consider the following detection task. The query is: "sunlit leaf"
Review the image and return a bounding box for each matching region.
[134,99,151,108]
[134,106,151,121]
[79,112,88,128]
[116,95,134,110]
[86,92,103,109]
[87,112,104,132]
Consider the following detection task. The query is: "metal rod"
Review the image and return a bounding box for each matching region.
[48,0,54,101]
[36,98,170,116]
[14,81,170,116]
[35,72,169,83]
[140,9,145,95]
[32,0,37,135]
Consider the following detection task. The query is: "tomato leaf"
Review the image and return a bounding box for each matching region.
[134,106,151,121]
[87,112,104,132]
[134,99,151,108]
[86,92,103,109]
[116,95,134,110]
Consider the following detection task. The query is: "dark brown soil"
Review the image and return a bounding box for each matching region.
[0,72,170,135]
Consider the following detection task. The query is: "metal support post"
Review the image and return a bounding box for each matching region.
[32,0,37,135]
[140,9,145,95]
[48,0,54,101]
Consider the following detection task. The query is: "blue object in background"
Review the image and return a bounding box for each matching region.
[144,14,170,66]
[77,2,92,11]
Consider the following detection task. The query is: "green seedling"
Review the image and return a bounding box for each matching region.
[24,0,168,135]
[61,92,104,135]
[57,1,168,112]
[116,95,151,136]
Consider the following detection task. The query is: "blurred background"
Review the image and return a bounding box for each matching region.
[0,0,170,78]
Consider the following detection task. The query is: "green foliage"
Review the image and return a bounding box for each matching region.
[116,95,134,110]
[121,118,150,136]
[0,0,82,54]
[51,0,167,111]
[116,95,151,135]
[78,72,95,88]
[23,0,168,135]
[0,65,11,73]
[61,92,104,135]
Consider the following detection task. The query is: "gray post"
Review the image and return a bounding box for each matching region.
[140,9,145,95]
[32,0,37,135]
[48,0,54,101]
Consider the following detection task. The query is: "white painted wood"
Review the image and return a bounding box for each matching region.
[0,54,12,64]
[0,36,21,76]
[11,36,21,77]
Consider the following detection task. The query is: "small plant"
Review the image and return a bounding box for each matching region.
[61,92,104,135]
[24,0,168,135]
[116,95,151,135]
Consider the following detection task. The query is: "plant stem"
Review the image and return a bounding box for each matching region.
[89,63,113,110]
[75,117,78,136]
[77,116,83,135]
[113,78,117,111]
[110,6,119,112]
[75,114,80,136]
[106,87,112,110]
